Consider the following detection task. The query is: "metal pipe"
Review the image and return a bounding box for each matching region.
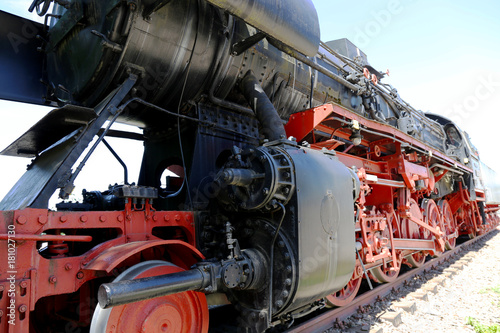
[0,234,92,242]
[98,268,208,309]
[269,38,361,93]
[240,71,287,141]
[203,0,320,57]
[430,163,464,175]
[102,139,128,185]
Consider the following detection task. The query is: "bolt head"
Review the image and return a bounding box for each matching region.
[18,305,27,313]
[20,281,28,288]
[16,215,27,224]
[65,263,73,271]
[49,276,57,284]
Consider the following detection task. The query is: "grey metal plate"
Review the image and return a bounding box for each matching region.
[1,104,96,157]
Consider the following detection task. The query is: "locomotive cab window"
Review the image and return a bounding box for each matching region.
[445,125,462,148]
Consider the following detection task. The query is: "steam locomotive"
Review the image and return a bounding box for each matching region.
[0,0,498,332]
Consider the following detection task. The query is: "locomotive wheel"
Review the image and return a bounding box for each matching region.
[422,199,443,256]
[438,200,457,250]
[90,260,209,333]
[370,211,401,283]
[405,251,426,268]
[370,260,400,283]
[325,273,362,307]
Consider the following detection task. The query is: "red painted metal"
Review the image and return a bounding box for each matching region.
[0,202,198,332]
[285,103,473,173]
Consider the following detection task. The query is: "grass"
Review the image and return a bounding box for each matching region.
[479,285,500,295]
[466,317,500,333]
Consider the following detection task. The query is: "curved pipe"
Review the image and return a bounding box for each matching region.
[240,71,287,141]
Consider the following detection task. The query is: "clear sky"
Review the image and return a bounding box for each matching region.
[1,1,499,201]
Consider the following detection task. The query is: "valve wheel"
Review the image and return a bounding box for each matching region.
[90,260,209,333]
[438,200,457,250]
[325,272,362,307]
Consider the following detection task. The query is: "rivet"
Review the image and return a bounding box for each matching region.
[152,215,158,222]
[164,215,170,222]
[20,281,28,288]
[59,215,67,223]
[17,215,27,225]
[99,215,107,223]
[79,215,87,223]
[175,215,180,221]
[117,215,124,222]
[65,263,73,271]
[76,271,84,279]
[49,276,57,284]
[38,215,47,224]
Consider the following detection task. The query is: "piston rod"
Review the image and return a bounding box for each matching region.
[98,268,208,309]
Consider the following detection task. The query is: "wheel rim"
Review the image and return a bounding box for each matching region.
[405,251,426,268]
[325,273,362,307]
[370,211,400,283]
[90,260,209,333]
[422,199,443,256]
[438,200,457,250]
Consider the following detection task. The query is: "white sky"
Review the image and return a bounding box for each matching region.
[1,1,499,202]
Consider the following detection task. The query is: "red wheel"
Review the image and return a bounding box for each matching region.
[422,199,444,256]
[370,259,400,283]
[400,198,428,267]
[91,261,209,333]
[370,211,401,283]
[438,200,457,250]
[325,271,362,307]
[405,251,426,268]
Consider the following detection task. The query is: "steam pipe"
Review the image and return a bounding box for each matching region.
[240,71,287,141]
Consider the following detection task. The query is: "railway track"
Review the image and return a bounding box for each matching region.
[286,229,499,333]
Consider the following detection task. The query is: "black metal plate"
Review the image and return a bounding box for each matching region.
[0,11,48,106]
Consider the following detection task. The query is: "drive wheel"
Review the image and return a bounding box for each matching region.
[405,251,426,268]
[438,200,457,250]
[325,272,362,307]
[90,260,209,333]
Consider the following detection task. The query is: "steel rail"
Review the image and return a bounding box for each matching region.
[286,229,497,333]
